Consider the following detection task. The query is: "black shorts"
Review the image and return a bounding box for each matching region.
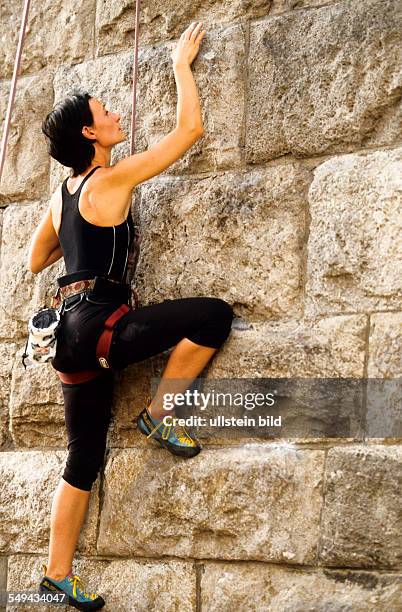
[52,293,234,373]
[53,292,234,491]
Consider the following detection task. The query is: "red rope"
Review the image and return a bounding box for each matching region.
[130,0,141,155]
[0,0,31,183]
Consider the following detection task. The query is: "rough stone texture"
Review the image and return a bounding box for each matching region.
[320,446,402,568]
[0,73,53,204]
[7,555,196,612]
[271,0,338,12]
[366,377,402,439]
[368,312,402,378]
[0,202,65,339]
[98,446,324,563]
[209,315,366,377]
[109,358,164,448]
[0,1,94,80]
[305,148,402,317]
[96,0,269,54]
[0,451,99,555]
[0,343,17,449]
[0,556,6,611]
[366,313,402,438]
[170,316,367,443]
[136,165,310,318]
[9,347,65,448]
[201,562,402,611]
[247,0,402,162]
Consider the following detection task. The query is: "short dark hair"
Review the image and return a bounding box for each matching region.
[41,90,95,177]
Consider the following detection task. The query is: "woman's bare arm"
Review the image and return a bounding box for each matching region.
[103,23,206,195]
[27,202,62,274]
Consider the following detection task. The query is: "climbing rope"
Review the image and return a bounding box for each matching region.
[0,0,31,183]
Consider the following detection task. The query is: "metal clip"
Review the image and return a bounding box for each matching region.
[51,287,61,309]
[98,357,110,369]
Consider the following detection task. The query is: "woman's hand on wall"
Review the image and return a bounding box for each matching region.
[171,22,206,68]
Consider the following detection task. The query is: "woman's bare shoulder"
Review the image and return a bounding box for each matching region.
[52,167,133,229]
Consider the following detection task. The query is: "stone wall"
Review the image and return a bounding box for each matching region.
[0,0,401,610]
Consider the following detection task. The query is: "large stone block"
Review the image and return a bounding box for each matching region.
[6,554,196,612]
[0,1,94,80]
[201,562,402,611]
[9,346,65,448]
[247,0,402,162]
[128,314,366,443]
[0,343,17,449]
[136,165,310,318]
[0,451,99,555]
[209,315,366,377]
[96,0,269,53]
[0,202,65,339]
[306,149,402,317]
[97,446,324,563]
[0,73,53,203]
[320,446,402,568]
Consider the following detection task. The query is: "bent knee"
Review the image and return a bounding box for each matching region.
[209,298,234,323]
[208,298,234,347]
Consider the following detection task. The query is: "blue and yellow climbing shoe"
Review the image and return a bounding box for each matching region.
[137,406,202,458]
[39,564,105,611]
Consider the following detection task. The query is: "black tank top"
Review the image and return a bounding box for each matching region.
[59,166,136,282]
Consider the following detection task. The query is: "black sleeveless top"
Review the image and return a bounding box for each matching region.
[59,166,136,283]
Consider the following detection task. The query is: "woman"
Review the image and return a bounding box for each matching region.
[27,22,233,610]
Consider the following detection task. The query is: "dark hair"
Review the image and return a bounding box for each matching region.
[41,90,95,177]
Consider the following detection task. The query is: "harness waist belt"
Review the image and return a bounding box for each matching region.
[52,275,136,308]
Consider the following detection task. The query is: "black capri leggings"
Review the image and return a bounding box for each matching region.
[59,296,234,491]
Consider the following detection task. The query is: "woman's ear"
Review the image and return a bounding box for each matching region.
[81,125,96,141]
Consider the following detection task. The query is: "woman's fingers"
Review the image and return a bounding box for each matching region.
[183,21,204,41]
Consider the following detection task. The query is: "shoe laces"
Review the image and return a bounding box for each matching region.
[146,416,197,447]
[171,423,196,445]
[41,565,97,601]
[69,574,98,601]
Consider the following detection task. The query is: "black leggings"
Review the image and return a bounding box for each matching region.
[59,297,234,491]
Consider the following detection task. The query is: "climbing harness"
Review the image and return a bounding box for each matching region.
[21,274,134,383]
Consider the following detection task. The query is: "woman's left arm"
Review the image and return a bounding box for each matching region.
[27,200,63,274]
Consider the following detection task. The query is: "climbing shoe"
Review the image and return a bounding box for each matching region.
[39,564,105,611]
[137,406,202,458]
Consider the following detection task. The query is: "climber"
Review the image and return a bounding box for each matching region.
[27,21,234,611]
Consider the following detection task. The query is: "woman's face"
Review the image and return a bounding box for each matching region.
[82,97,126,147]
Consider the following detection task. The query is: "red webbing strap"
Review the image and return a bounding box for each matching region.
[96,304,130,369]
[0,0,32,182]
[130,0,141,154]
[56,370,102,384]
[55,303,129,383]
